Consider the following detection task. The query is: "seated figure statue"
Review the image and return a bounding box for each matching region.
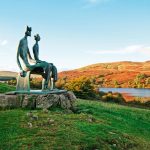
[33,34,58,89]
[16,26,51,91]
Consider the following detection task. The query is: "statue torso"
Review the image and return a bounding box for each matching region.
[19,37,29,61]
[17,36,33,71]
[33,43,39,61]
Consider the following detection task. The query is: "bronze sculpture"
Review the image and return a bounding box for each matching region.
[16,26,51,91]
[33,34,58,89]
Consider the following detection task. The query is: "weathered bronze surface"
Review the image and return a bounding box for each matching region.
[16,26,58,93]
[33,34,58,89]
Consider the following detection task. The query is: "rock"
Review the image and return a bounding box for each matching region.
[47,118,55,125]
[65,91,76,110]
[22,95,36,109]
[27,122,33,128]
[0,94,20,108]
[26,112,33,117]
[31,115,38,121]
[0,91,76,110]
[66,91,76,101]
[43,108,49,113]
[36,94,60,109]
[59,94,70,109]
[36,91,76,110]
[87,115,96,123]
[26,112,38,120]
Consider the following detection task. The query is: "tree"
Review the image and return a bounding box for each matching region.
[134,73,147,88]
[64,76,98,99]
[114,80,120,88]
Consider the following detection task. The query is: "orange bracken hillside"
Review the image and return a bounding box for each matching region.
[58,61,150,88]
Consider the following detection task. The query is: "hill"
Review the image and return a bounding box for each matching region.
[0,71,39,80]
[0,71,17,77]
[58,61,150,88]
[0,99,149,149]
[0,71,17,81]
[2,61,150,88]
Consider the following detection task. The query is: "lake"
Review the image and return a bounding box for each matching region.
[99,88,150,97]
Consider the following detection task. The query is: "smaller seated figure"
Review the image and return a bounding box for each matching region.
[16,26,51,91]
[33,34,58,89]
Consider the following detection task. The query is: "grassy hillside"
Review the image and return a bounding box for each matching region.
[58,61,150,88]
[0,83,15,93]
[0,100,150,150]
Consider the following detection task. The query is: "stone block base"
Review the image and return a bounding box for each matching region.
[0,91,76,110]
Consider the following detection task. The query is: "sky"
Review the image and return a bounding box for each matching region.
[0,0,150,72]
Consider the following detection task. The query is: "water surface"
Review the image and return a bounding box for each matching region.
[100,88,150,97]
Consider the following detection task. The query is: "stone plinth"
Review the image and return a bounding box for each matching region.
[0,91,76,110]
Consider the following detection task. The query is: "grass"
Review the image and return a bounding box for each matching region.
[0,82,15,93]
[0,99,150,150]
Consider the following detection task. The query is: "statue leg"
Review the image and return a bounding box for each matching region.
[43,63,51,89]
[51,65,58,89]
[34,62,51,90]
[52,65,58,82]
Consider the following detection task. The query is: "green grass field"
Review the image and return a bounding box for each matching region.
[0,82,15,93]
[0,99,150,150]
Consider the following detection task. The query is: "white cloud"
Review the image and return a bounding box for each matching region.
[86,45,150,55]
[0,40,8,46]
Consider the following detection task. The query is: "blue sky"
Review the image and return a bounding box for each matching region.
[0,0,150,71]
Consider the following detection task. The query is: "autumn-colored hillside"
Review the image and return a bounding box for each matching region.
[58,61,150,88]
[1,61,150,88]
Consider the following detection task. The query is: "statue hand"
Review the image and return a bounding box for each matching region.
[30,59,36,64]
[49,63,53,66]
[36,60,42,63]
[20,70,26,77]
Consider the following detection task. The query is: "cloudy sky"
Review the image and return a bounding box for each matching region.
[0,0,150,71]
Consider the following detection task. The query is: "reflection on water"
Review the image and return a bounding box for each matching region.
[100,88,150,97]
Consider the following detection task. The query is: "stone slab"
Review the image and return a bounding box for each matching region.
[5,89,67,95]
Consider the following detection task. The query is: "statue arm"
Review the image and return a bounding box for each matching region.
[33,45,42,63]
[17,47,27,77]
[35,55,42,63]
[33,51,40,61]
[35,54,40,61]
[27,47,33,59]
[17,48,23,71]
[27,48,36,63]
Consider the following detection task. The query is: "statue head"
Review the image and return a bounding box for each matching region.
[25,26,32,37]
[34,34,40,42]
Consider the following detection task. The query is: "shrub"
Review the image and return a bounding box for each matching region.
[64,76,98,100]
[30,78,42,89]
[101,92,125,103]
